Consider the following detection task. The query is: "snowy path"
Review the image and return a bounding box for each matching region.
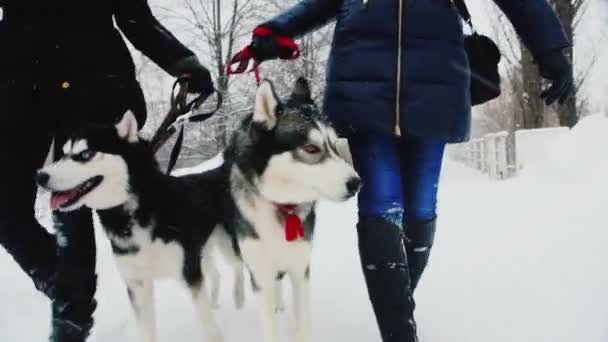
[1,115,607,342]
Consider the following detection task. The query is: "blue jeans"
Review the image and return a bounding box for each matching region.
[350,133,446,225]
[351,133,446,341]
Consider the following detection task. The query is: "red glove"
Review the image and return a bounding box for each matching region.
[225,27,299,80]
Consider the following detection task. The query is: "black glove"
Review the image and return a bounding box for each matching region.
[250,26,296,62]
[537,50,573,106]
[170,56,215,95]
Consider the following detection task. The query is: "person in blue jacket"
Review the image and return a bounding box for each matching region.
[248,0,572,341]
[0,1,213,341]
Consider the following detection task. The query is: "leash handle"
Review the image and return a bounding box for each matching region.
[225,27,299,86]
[151,77,222,152]
[163,90,222,174]
[225,47,262,85]
[151,76,223,174]
[154,88,223,174]
[150,77,191,151]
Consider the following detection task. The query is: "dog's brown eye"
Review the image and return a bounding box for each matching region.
[302,144,321,154]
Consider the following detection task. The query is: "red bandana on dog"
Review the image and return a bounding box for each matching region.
[276,204,305,242]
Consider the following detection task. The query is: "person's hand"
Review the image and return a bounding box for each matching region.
[184,64,214,95]
[250,26,297,62]
[170,56,215,95]
[538,50,573,106]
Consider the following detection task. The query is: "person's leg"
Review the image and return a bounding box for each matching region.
[400,135,446,291]
[45,77,146,342]
[49,208,97,342]
[349,133,418,342]
[0,80,57,297]
[46,78,134,341]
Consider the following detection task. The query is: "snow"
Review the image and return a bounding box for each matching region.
[1,115,607,342]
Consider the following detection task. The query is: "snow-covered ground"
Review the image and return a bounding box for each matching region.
[1,114,607,342]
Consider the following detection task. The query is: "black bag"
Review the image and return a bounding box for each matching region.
[454,0,502,106]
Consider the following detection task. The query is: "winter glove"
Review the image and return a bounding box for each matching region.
[250,26,299,62]
[170,56,215,95]
[537,50,573,106]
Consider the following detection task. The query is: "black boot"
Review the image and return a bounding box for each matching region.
[404,218,437,291]
[49,209,98,342]
[357,217,418,342]
[0,216,58,298]
[50,261,97,342]
[50,308,95,342]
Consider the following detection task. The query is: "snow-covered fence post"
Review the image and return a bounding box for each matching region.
[471,141,480,170]
[494,131,509,179]
[466,143,475,168]
[484,134,498,179]
[477,139,486,173]
[482,131,509,180]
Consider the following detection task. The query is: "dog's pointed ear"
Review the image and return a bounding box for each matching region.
[253,81,280,130]
[290,77,312,104]
[115,111,139,143]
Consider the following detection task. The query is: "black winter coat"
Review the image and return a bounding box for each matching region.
[0,0,194,126]
[265,0,570,142]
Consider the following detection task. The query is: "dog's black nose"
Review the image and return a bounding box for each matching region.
[346,177,362,195]
[35,172,50,187]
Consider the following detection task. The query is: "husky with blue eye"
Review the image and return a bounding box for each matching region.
[36,111,226,342]
[37,78,360,342]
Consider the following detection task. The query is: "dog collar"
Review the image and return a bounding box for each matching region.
[275,204,305,242]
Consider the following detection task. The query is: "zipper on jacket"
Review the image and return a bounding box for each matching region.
[394,0,404,137]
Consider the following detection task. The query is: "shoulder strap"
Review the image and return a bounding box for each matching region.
[453,0,472,25]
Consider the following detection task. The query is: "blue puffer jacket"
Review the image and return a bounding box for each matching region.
[264,0,569,142]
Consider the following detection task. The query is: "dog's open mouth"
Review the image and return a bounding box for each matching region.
[50,176,103,209]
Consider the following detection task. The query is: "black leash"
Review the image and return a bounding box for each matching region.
[150,76,223,174]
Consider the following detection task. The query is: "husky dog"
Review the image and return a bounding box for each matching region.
[214,78,361,342]
[36,112,225,342]
[36,77,360,342]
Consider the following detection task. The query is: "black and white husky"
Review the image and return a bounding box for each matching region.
[214,78,361,342]
[36,113,225,342]
[37,78,360,342]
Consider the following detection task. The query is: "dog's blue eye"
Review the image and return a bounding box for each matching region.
[78,150,95,161]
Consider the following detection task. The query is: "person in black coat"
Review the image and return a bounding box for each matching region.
[0,1,213,341]
[246,0,573,341]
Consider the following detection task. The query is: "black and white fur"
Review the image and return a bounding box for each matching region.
[214,78,361,342]
[37,78,360,342]
[37,112,225,342]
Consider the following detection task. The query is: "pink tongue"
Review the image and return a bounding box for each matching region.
[50,190,79,209]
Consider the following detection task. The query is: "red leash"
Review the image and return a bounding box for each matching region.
[225,27,300,86]
[276,204,305,242]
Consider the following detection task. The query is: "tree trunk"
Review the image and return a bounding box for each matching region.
[520,47,545,129]
[551,0,577,127]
